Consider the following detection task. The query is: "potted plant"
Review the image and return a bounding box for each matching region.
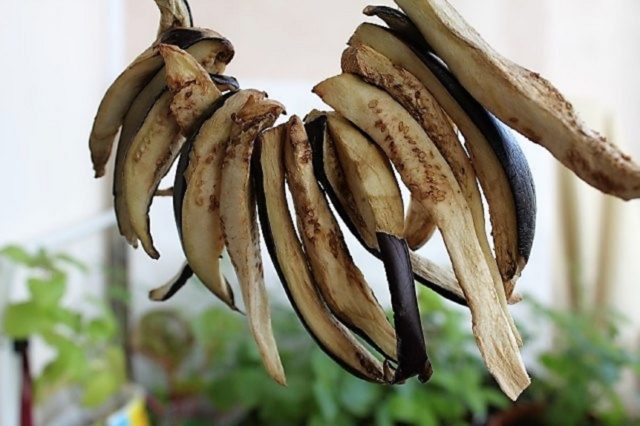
[0,246,148,426]
[489,300,640,426]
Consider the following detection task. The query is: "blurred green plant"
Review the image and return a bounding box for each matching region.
[137,288,507,425]
[1,245,127,408]
[525,300,640,426]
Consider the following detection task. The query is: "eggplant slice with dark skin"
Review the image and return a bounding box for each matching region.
[313,74,529,400]
[283,116,399,364]
[305,114,467,306]
[90,27,234,178]
[395,0,640,201]
[155,0,193,35]
[341,43,522,346]
[253,125,393,383]
[318,113,431,382]
[350,21,535,296]
[121,44,226,256]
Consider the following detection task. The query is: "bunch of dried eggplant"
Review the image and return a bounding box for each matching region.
[89,0,640,400]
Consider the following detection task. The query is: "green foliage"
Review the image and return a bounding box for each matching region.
[526,300,640,426]
[140,289,504,425]
[1,246,126,408]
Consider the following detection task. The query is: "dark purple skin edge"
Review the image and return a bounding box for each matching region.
[363,6,433,55]
[251,136,386,384]
[305,116,467,306]
[377,233,432,383]
[364,15,537,264]
[160,93,237,305]
[183,0,194,27]
[304,117,432,383]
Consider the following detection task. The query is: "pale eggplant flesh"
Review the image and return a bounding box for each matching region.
[253,125,392,383]
[350,22,535,291]
[90,28,234,178]
[155,0,194,35]
[305,114,467,306]
[395,0,640,201]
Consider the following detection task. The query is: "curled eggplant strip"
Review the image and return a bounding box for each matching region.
[395,0,640,201]
[155,0,193,35]
[405,201,436,250]
[314,74,529,400]
[220,96,287,386]
[284,116,398,362]
[342,43,522,346]
[322,113,431,382]
[121,44,223,257]
[349,23,535,293]
[149,264,194,302]
[254,125,392,383]
[90,29,233,178]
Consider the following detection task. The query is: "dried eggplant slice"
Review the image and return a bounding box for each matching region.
[324,114,432,382]
[341,43,522,346]
[254,125,392,383]
[149,263,194,302]
[155,0,193,35]
[220,96,287,386]
[395,0,640,201]
[284,116,399,363]
[363,5,431,54]
[305,113,467,306]
[122,44,223,257]
[90,28,233,177]
[350,23,535,293]
[404,201,436,250]
[314,74,529,400]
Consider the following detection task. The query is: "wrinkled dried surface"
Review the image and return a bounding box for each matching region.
[220,96,286,385]
[396,0,640,200]
[314,74,529,400]
[155,0,192,35]
[255,125,390,383]
[285,116,398,360]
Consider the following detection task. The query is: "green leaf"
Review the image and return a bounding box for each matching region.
[54,253,88,273]
[0,246,33,265]
[313,382,338,421]
[86,317,117,343]
[3,302,49,338]
[338,375,382,417]
[27,273,66,307]
[82,369,120,407]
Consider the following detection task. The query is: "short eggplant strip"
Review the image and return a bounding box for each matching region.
[322,113,431,382]
[220,96,286,386]
[305,114,466,306]
[395,0,640,201]
[155,0,193,35]
[149,264,194,302]
[314,74,529,400]
[404,201,436,250]
[284,116,398,362]
[90,28,233,178]
[350,23,535,295]
[253,126,391,383]
[342,43,522,346]
[123,44,223,257]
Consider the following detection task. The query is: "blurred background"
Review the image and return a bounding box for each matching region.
[1,0,639,425]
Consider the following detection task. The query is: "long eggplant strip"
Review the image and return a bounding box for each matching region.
[324,114,431,382]
[220,96,286,386]
[395,0,640,201]
[305,113,468,306]
[123,44,223,257]
[342,43,522,346]
[284,116,398,362]
[254,126,392,383]
[404,201,436,250]
[91,28,233,177]
[350,23,535,294]
[314,74,529,400]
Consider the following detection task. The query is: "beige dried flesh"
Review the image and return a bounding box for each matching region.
[396,0,640,200]
[349,23,521,289]
[313,74,529,400]
[259,126,390,382]
[181,90,265,308]
[123,45,223,257]
[404,201,436,250]
[285,116,398,361]
[220,96,286,386]
[90,32,232,178]
[342,43,521,346]
[327,113,405,238]
[155,0,191,35]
